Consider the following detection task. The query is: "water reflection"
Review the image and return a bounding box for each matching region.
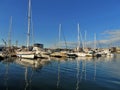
[24,67,34,90]
[50,57,68,62]
[2,58,14,90]
[0,54,119,90]
[76,57,90,81]
[1,58,51,90]
[76,59,80,90]
[15,58,51,90]
[76,57,93,61]
[4,60,9,90]
[81,59,87,81]
[24,67,28,90]
[57,61,60,88]
[15,58,51,70]
[76,57,98,86]
[94,60,96,81]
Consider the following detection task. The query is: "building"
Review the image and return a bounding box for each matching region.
[33,43,44,48]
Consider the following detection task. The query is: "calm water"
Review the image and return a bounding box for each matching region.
[0,54,120,90]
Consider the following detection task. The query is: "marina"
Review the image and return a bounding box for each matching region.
[0,0,120,90]
[0,0,119,59]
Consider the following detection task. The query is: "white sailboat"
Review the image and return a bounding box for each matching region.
[16,51,35,59]
[16,0,35,59]
[50,24,68,58]
[75,24,86,57]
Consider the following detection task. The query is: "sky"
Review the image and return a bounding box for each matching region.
[0,0,120,48]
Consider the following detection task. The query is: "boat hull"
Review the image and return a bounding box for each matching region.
[16,51,35,59]
[17,54,35,59]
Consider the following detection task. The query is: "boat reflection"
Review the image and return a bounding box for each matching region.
[15,58,51,69]
[50,57,68,62]
[76,57,93,61]
[15,58,51,90]
[75,57,98,90]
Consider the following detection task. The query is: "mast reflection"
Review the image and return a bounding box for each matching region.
[76,59,80,90]
[4,60,9,90]
[2,58,14,90]
[15,58,51,90]
[57,61,60,88]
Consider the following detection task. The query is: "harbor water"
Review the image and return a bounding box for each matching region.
[0,54,120,90]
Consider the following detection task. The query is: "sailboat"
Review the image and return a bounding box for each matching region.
[75,24,87,57]
[16,0,35,59]
[50,24,68,58]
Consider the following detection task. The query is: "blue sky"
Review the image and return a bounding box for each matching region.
[0,0,120,48]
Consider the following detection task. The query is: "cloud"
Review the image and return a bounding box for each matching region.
[51,30,120,48]
[99,29,120,46]
[81,29,120,48]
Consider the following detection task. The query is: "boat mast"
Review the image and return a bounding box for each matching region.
[8,16,12,47]
[31,18,34,45]
[27,0,31,48]
[84,30,87,49]
[77,24,80,51]
[58,24,61,48]
[59,24,61,43]
[94,33,96,49]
